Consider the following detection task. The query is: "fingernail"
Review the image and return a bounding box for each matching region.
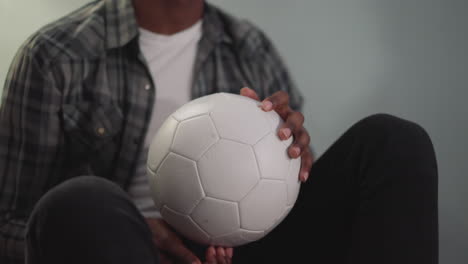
[280,128,291,140]
[301,172,309,182]
[291,146,301,157]
[262,100,273,111]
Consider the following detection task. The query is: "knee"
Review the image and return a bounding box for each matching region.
[357,113,421,133]
[355,113,436,163]
[357,113,433,147]
[29,176,126,223]
[355,114,438,184]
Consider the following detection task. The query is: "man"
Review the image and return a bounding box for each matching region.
[0,0,437,264]
[1,0,310,263]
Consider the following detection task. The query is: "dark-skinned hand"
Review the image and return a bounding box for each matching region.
[240,87,314,182]
[146,218,233,264]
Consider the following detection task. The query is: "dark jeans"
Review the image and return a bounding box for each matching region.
[25,114,438,264]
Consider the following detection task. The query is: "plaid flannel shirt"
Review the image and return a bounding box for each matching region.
[0,0,303,262]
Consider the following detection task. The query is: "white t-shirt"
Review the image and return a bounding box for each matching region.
[128,20,203,218]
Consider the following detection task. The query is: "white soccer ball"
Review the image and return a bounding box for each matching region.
[147,92,301,247]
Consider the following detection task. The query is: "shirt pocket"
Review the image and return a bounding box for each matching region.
[61,102,123,174]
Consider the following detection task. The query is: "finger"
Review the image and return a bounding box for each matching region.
[216,247,226,258]
[205,246,216,263]
[299,147,314,182]
[163,241,201,264]
[288,128,310,159]
[215,247,228,264]
[222,247,233,264]
[240,87,260,101]
[216,255,228,264]
[261,91,290,116]
[204,259,216,264]
[278,111,304,140]
[226,248,234,258]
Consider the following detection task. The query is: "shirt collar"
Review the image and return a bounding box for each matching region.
[104,0,231,50]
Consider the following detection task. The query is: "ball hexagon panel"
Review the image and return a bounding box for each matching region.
[147,168,163,210]
[254,132,290,180]
[210,94,271,145]
[147,116,179,172]
[211,229,265,247]
[198,139,259,201]
[283,205,293,223]
[239,180,287,231]
[171,115,219,161]
[265,109,282,132]
[286,157,301,206]
[238,229,265,243]
[172,93,225,121]
[191,197,240,238]
[161,206,211,245]
[155,152,204,214]
[264,205,294,236]
[282,133,294,148]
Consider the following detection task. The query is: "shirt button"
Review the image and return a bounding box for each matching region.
[144,84,151,90]
[96,127,106,136]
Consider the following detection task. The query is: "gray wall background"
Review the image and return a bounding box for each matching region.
[1,0,467,263]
